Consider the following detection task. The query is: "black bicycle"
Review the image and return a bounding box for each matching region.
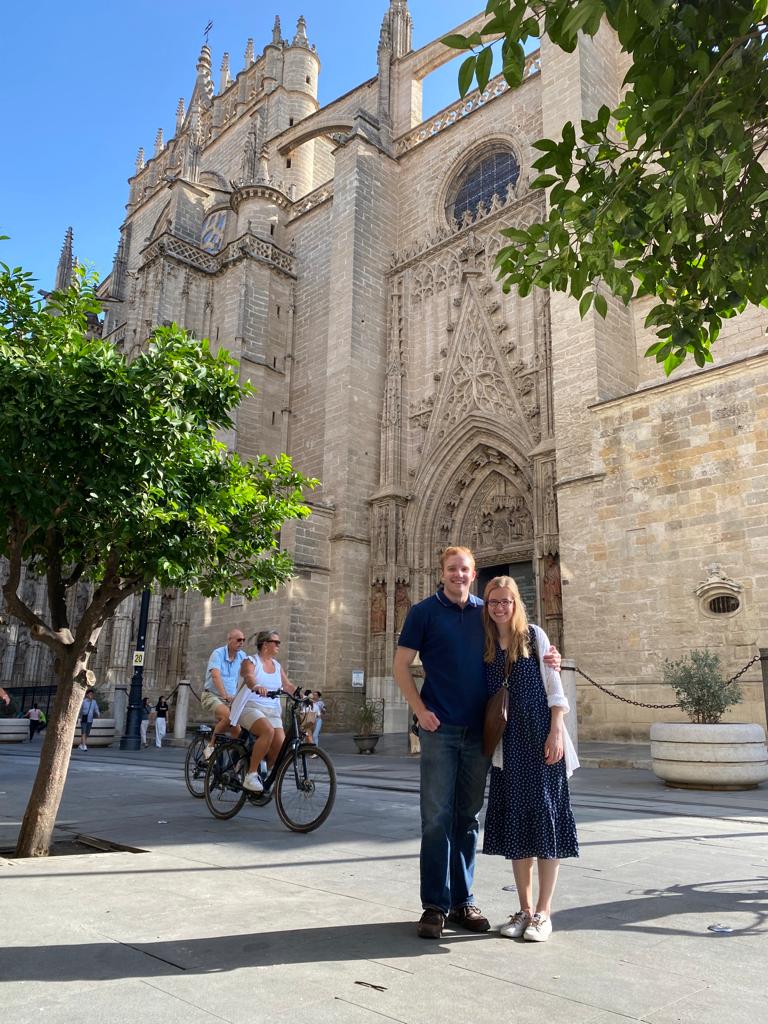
[184,723,213,798]
[203,690,336,833]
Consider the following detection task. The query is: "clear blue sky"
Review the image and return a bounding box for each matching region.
[1,2,490,290]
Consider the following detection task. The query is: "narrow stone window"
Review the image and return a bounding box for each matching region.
[286,158,292,169]
[445,149,520,226]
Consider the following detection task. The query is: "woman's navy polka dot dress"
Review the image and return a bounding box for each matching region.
[483,640,579,861]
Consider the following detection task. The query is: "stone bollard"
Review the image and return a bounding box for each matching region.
[561,659,579,756]
[112,686,129,735]
[172,680,191,745]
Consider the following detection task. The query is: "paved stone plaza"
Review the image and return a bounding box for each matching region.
[1,741,766,1024]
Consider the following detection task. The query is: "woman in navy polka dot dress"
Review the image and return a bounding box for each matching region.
[481,575,579,943]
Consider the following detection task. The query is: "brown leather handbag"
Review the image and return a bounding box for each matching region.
[482,680,509,758]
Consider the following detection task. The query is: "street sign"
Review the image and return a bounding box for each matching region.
[351,670,364,688]
[132,651,145,667]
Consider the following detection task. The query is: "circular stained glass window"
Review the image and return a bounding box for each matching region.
[201,210,227,254]
[446,150,520,226]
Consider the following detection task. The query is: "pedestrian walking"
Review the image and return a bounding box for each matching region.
[78,689,100,750]
[25,703,44,740]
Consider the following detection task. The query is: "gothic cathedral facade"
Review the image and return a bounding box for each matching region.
[45,4,767,737]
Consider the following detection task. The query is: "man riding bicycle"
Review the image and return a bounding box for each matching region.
[202,629,248,759]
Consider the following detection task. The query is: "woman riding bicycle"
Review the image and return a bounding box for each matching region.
[230,628,298,794]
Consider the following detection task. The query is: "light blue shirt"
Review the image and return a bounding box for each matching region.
[205,646,247,696]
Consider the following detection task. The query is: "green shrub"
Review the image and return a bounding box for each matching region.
[663,649,742,724]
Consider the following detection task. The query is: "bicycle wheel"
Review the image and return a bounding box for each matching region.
[204,742,248,820]
[274,744,336,833]
[184,736,209,799]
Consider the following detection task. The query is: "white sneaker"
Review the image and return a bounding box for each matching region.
[82,744,88,751]
[523,913,552,942]
[499,911,531,939]
[203,743,215,759]
[242,772,263,793]
[77,744,84,750]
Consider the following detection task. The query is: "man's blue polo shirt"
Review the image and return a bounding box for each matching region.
[205,646,247,696]
[398,590,486,733]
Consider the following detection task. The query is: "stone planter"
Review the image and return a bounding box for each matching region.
[72,718,117,748]
[0,719,30,743]
[650,722,768,790]
[353,734,380,755]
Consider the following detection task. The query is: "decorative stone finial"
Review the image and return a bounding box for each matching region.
[244,38,254,65]
[292,15,309,47]
[154,128,164,155]
[381,0,413,59]
[272,15,282,45]
[176,98,185,133]
[219,52,231,92]
[54,227,74,291]
[135,147,145,173]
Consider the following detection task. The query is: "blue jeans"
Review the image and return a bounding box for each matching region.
[419,725,490,914]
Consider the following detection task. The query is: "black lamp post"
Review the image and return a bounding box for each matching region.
[120,588,150,751]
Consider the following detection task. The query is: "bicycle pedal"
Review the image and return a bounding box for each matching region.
[247,791,273,807]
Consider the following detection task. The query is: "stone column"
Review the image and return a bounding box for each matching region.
[172,680,191,745]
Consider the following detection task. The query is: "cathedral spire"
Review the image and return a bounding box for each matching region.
[154,128,164,156]
[244,37,254,65]
[135,146,145,173]
[176,97,185,133]
[54,227,74,291]
[380,0,413,59]
[196,43,214,104]
[272,15,282,45]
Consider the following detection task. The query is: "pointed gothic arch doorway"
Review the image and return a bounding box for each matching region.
[476,560,536,622]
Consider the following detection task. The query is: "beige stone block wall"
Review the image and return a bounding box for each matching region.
[560,356,768,740]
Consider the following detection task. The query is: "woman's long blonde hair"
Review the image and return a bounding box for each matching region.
[482,576,530,673]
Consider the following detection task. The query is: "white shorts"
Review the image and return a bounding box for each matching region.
[239,706,284,731]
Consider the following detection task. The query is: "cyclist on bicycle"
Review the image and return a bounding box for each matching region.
[230,628,299,793]
[202,629,248,759]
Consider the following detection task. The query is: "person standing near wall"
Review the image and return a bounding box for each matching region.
[140,697,151,748]
[155,695,169,748]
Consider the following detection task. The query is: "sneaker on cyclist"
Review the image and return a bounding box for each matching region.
[243,771,264,793]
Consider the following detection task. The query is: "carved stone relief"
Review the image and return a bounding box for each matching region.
[370,581,387,634]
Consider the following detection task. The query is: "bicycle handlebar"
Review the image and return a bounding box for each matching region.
[264,688,312,704]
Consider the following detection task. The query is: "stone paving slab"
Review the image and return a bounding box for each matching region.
[1,744,766,1024]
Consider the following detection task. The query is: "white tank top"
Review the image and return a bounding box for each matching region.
[246,654,282,715]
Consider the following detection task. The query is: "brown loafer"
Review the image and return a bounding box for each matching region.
[417,908,445,939]
[447,905,491,932]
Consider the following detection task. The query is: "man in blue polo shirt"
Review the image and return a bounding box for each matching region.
[394,545,560,939]
[202,628,248,758]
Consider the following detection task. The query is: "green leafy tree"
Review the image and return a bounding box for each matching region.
[0,260,316,857]
[445,1,768,373]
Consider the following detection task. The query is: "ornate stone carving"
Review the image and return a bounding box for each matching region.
[394,581,411,633]
[370,581,387,634]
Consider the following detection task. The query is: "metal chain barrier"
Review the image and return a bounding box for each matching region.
[575,652,765,710]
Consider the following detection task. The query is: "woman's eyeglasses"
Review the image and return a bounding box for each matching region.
[487,599,514,608]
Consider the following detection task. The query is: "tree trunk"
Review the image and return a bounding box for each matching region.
[14,655,84,857]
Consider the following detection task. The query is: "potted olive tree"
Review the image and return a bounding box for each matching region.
[650,649,768,790]
[353,698,384,754]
